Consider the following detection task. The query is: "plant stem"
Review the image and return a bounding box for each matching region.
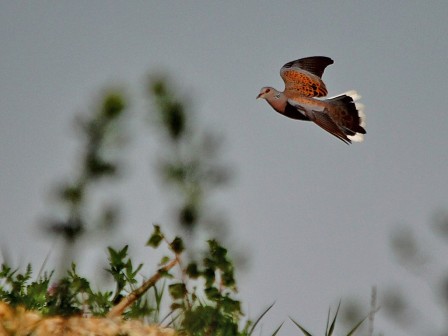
[107,258,178,318]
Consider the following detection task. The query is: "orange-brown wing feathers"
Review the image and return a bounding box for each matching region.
[280,56,334,98]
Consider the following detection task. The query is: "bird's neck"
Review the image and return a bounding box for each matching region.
[267,94,287,113]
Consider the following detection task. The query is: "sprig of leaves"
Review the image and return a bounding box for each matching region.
[0,245,160,319]
[145,225,283,336]
[148,78,230,233]
[0,263,51,312]
[46,92,126,245]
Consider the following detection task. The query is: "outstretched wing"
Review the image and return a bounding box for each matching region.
[288,97,352,144]
[280,56,334,98]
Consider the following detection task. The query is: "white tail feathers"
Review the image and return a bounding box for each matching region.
[344,90,366,142]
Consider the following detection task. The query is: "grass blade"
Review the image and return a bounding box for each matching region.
[325,307,331,335]
[346,315,368,336]
[248,302,275,335]
[327,301,341,336]
[271,322,284,336]
[290,317,313,336]
[159,310,175,326]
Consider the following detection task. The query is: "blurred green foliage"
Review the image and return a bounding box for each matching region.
[149,77,231,234]
[46,91,126,253]
[383,212,448,335]
[342,210,448,336]
[0,76,369,335]
[1,79,270,335]
[0,225,283,335]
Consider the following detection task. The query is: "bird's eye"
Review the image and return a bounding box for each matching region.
[265,88,270,93]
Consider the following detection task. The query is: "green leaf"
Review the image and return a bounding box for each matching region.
[147,225,164,248]
[202,267,215,287]
[204,286,220,301]
[181,305,217,333]
[221,270,236,288]
[159,256,171,266]
[170,237,185,254]
[169,282,187,300]
[208,239,227,263]
[115,245,129,261]
[125,298,154,319]
[178,203,197,228]
[203,257,215,270]
[150,79,167,97]
[157,268,173,279]
[164,101,185,140]
[102,93,125,120]
[125,260,143,284]
[85,155,116,178]
[220,295,241,315]
[170,302,184,311]
[59,184,83,204]
[0,263,13,277]
[185,262,200,278]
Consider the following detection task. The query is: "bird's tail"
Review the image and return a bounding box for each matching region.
[325,90,366,142]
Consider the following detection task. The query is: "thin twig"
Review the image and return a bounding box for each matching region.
[107,258,178,318]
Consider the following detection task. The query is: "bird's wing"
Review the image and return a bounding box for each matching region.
[288,99,351,144]
[311,109,351,144]
[280,56,334,98]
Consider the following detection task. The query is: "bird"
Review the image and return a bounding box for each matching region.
[257,56,366,144]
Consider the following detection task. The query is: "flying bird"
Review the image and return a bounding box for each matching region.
[257,56,366,144]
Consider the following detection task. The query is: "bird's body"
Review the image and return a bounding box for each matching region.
[257,56,366,144]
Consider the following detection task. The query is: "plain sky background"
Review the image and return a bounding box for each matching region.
[1,2,448,335]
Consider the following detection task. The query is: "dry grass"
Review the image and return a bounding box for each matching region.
[0,302,176,336]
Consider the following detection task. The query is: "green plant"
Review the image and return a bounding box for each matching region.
[0,224,282,335]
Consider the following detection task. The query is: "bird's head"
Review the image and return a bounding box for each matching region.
[256,87,280,100]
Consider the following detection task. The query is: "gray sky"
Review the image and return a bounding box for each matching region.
[1,2,448,335]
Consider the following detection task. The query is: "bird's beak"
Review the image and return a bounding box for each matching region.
[256,93,262,99]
